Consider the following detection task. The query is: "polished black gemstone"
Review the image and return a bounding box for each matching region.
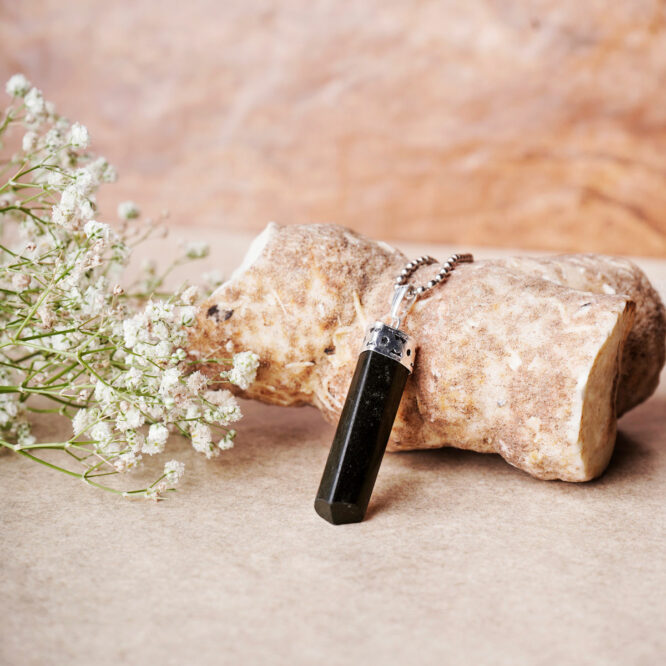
[314,349,409,524]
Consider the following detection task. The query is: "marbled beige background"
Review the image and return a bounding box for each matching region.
[2,1,666,255]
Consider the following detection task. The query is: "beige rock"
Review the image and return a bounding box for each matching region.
[189,223,665,482]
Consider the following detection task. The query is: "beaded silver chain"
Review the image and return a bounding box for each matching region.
[389,253,474,328]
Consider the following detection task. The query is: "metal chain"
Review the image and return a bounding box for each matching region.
[388,253,474,328]
[394,252,474,297]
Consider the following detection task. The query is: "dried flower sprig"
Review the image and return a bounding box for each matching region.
[0,74,259,499]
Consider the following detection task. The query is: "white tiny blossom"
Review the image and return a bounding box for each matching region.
[6,73,31,97]
[126,430,145,453]
[45,128,64,151]
[93,381,115,407]
[84,220,110,241]
[88,156,117,183]
[24,87,45,116]
[79,199,95,221]
[90,421,112,445]
[185,241,209,259]
[218,429,236,451]
[190,422,215,457]
[152,340,173,360]
[187,371,208,394]
[22,131,38,152]
[117,200,140,220]
[159,367,181,397]
[116,407,144,432]
[69,122,89,149]
[171,348,187,363]
[52,185,85,229]
[164,459,185,484]
[180,306,197,326]
[145,423,169,454]
[123,367,142,390]
[180,285,199,305]
[146,300,175,324]
[201,389,242,426]
[16,423,36,448]
[227,351,260,391]
[114,451,141,472]
[47,170,65,189]
[122,316,143,348]
[74,168,95,195]
[72,410,91,436]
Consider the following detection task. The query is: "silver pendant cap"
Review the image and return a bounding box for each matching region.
[362,321,415,372]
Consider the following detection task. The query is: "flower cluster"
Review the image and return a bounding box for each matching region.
[0,75,259,499]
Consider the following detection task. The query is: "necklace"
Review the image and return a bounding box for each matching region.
[314,252,474,524]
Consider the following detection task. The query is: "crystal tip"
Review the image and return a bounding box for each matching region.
[314,498,365,525]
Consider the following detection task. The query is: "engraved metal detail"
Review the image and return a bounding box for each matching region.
[362,321,415,372]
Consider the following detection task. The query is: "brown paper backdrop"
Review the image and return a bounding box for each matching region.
[2,0,666,256]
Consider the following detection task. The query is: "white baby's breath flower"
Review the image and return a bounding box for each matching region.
[79,199,95,221]
[6,73,31,97]
[171,348,187,363]
[180,285,199,305]
[84,220,110,241]
[52,185,84,230]
[16,423,36,448]
[122,315,143,349]
[126,430,145,453]
[21,131,38,152]
[45,128,64,151]
[117,200,140,220]
[90,421,112,446]
[146,300,175,324]
[226,351,260,391]
[74,168,95,195]
[123,367,142,390]
[185,241,209,259]
[116,407,145,432]
[0,78,253,498]
[201,389,242,426]
[145,423,169,454]
[164,459,185,484]
[24,87,45,116]
[47,169,65,189]
[72,409,91,436]
[159,367,181,397]
[69,122,89,149]
[93,381,116,407]
[190,422,215,457]
[88,156,117,183]
[186,371,208,394]
[114,451,141,472]
[218,429,236,451]
[180,306,197,327]
[152,339,173,361]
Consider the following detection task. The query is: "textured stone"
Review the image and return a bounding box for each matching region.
[189,223,666,482]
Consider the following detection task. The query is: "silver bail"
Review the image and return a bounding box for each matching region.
[389,284,415,329]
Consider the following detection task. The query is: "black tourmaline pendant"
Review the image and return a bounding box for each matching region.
[314,321,415,525]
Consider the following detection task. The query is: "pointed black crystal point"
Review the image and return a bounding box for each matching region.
[314,498,364,525]
[314,346,410,525]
